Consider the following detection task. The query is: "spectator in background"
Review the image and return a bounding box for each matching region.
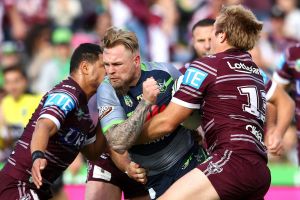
[48,0,82,28]
[258,5,298,72]
[0,66,41,162]
[35,27,73,94]
[277,0,300,41]
[24,23,54,93]
[0,41,23,87]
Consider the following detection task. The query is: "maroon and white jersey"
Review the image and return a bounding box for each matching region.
[173,48,268,160]
[273,43,300,132]
[2,77,96,184]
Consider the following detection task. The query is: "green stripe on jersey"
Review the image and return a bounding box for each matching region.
[102,119,124,134]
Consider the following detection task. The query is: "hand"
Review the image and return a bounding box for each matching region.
[31,158,47,189]
[125,161,147,184]
[142,77,160,105]
[265,128,284,156]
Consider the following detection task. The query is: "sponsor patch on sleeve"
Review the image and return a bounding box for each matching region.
[44,93,75,115]
[182,67,208,89]
[98,106,113,120]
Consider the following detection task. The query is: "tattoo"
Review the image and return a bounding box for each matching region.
[105,99,151,153]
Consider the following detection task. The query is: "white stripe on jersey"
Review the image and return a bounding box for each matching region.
[39,114,61,129]
[215,77,264,86]
[194,60,217,72]
[181,85,202,95]
[273,72,290,85]
[30,189,40,200]
[265,81,277,101]
[8,158,16,166]
[190,63,217,76]
[204,118,214,130]
[222,56,252,62]
[171,97,200,109]
[229,114,264,130]
[18,140,29,146]
[217,95,237,100]
[216,74,264,85]
[45,151,69,167]
[180,88,200,98]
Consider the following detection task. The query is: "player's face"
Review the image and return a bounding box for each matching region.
[103,44,139,93]
[192,25,213,58]
[4,70,27,99]
[87,54,106,90]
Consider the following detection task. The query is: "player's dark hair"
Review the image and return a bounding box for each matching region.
[70,43,103,74]
[192,18,215,33]
[3,65,27,79]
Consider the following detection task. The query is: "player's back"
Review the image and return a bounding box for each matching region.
[185,49,267,160]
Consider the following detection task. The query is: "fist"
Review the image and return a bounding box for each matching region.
[142,77,160,105]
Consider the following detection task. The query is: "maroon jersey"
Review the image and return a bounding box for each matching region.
[2,77,96,185]
[273,43,300,131]
[173,48,268,161]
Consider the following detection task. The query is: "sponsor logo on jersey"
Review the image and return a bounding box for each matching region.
[124,95,133,107]
[98,106,113,120]
[182,67,208,89]
[75,108,85,120]
[44,93,75,115]
[227,61,261,74]
[157,79,167,93]
[136,94,143,101]
[246,124,264,144]
[62,84,76,90]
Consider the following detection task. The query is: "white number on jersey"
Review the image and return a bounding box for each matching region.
[238,86,266,122]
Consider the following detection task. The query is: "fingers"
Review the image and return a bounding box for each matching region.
[126,161,148,184]
[142,77,160,104]
[31,158,47,189]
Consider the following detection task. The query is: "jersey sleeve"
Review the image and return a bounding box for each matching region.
[97,79,126,134]
[39,92,77,129]
[172,59,217,109]
[265,79,277,101]
[273,54,293,85]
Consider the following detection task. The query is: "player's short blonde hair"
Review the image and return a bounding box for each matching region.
[215,5,263,51]
[102,27,139,54]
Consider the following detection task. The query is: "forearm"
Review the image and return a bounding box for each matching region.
[274,97,295,137]
[109,149,131,172]
[30,119,57,153]
[81,125,107,161]
[105,99,151,153]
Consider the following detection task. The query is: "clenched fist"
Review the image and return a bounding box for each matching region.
[142,77,160,105]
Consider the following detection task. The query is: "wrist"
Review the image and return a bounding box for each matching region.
[32,150,45,163]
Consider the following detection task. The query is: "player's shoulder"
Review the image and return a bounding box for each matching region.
[142,61,176,73]
[188,55,219,76]
[286,43,300,61]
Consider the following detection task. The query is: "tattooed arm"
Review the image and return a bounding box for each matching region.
[106,99,151,153]
[105,77,159,154]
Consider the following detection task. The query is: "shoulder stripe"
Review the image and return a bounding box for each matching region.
[190,63,217,76]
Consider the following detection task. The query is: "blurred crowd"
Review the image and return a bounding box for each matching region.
[0,0,300,185]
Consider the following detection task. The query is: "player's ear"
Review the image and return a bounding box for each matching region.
[79,60,89,75]
[219,32,226,43]
[134,54,141,67]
